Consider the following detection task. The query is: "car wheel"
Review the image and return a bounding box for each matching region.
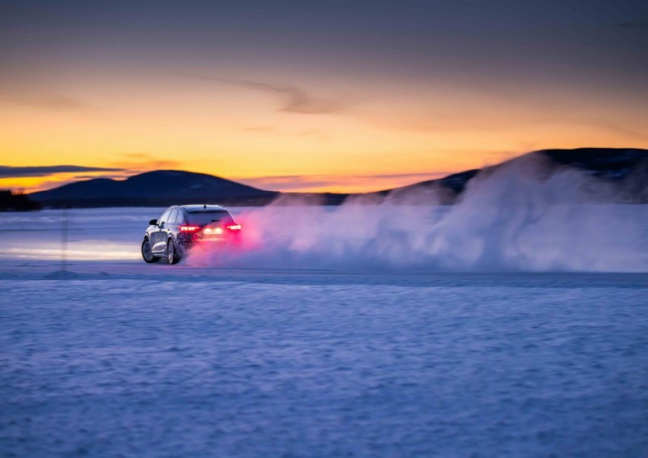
[141,238,159,263]
[167,238,181,265]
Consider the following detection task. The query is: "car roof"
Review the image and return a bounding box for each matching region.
[179,204,228,212]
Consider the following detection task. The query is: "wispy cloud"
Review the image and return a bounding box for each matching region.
[235,172,451,192]
[0,90,88,110]
[0,165,123,178]
[1,155,186,192]
[21,173,129,193]
[108,153,183,172]
[197,76,346,114]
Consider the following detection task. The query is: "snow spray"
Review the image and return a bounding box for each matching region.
[187,154,647,272]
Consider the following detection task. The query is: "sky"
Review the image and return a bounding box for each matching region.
[1,0,647,193]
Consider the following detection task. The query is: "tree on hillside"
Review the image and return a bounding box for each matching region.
[0,190,43,211]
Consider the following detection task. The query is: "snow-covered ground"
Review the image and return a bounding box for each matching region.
[1,204,648,456]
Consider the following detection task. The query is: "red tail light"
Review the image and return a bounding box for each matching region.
[226,224,242,231]
[180,225,200,232]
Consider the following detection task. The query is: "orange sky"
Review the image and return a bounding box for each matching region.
[1,2,647,193]
[2,71,646,194]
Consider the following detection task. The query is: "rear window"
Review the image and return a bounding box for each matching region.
[187,210,234,226]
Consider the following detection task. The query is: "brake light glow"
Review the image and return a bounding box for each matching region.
[226,224,242,231]
[180,225,200,232]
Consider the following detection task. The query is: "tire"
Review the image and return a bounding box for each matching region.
[167,238,181,265]
[141,238,159,263]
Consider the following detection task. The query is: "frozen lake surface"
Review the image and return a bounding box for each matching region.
[1,207,648,456]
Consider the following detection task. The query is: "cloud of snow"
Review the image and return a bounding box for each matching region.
[187,154,647,272]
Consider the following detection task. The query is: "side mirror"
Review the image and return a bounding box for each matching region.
[149,219,158,226]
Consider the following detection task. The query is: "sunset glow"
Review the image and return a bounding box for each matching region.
[1,1,647,193]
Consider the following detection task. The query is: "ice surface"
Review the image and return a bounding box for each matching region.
[1,201,648,456]
[1,274,647,456]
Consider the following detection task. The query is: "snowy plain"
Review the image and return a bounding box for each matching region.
[1,188,648,456]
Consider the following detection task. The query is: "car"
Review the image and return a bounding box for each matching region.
[141,204,241,264]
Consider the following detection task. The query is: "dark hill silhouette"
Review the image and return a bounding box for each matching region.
[377,147,648,204]
[539,148,648,179]
[368,169,481,197]
[30,170,279,208]
[27,148,648,208]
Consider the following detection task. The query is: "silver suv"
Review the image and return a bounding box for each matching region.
[141,204,241,264]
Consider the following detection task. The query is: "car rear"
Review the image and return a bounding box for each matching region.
[176,207,242,249]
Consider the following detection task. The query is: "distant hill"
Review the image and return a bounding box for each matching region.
[30,170,279,208]
[28,148,648,208]
[379,147,648,204]
[370,169,481,204]
[539,148,648,180]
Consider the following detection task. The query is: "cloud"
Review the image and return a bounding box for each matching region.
[387,172,455,181]
[2,154,183,180]
[0,165,123,178]
[240,175,340,191]
[0,90,88,110]
[0,155,186,193]
[235,172,451,192]
[108,153,183,171]
[19,173,131,193]
[198,76,346,114]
